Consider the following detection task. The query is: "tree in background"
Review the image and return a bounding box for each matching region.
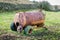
[38,1,52,11]
[55,5,58,11]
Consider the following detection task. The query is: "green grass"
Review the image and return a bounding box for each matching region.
[44,11,60,32]
[0,10,60,40]
[0,11,15,34]
[45,11,60,25]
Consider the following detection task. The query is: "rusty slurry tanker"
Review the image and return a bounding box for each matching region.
[10,10,46,34]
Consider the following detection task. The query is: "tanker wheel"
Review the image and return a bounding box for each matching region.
[10,22,17,31]
[24,25,32,35]
[37,23,44,27]
[37,23,47,30]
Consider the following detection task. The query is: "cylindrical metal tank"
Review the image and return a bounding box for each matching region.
[14,11,45,27]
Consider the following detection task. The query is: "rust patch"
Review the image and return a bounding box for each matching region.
[31,20,44,24]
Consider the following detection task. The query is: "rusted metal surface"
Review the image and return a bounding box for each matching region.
[14,11,45,27]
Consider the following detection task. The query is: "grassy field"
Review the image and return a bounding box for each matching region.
[0,10,60,40]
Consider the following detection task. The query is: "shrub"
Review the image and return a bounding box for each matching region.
[38,1,52,11]
[0,2,38,11]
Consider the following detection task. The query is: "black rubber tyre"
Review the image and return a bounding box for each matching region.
[24,25,32,34]
[10,22,17,31]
